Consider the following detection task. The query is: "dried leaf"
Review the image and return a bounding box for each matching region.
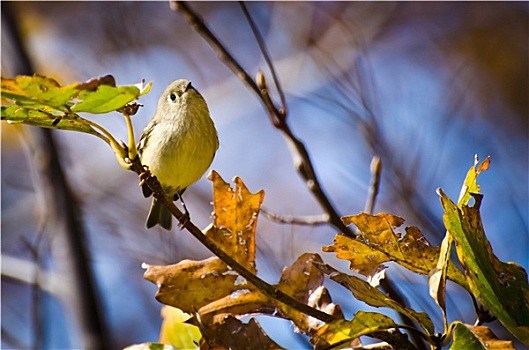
[143,258,239,313]
[197,316,284,350]
[440,190,529,345]
[323,213,468,290]
[144,173,339,343]
[274,253,343,335]
[450,322,515,350]
[205,170,264,273]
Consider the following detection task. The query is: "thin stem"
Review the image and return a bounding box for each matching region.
[239,2,287,115]
[122,112,138,160]
[261,207,329,226]
[364,155,382,214]
[129,157,337,325]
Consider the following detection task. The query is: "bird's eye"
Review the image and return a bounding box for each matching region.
[169,93,177,102]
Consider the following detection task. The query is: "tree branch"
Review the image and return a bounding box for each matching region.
[171,0,356,238]
[128,157,338,325]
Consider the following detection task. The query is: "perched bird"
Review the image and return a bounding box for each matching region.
[138,79,218,230]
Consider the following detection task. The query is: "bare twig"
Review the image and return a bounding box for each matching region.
[239,1,287,114]
[129,157,338,325]
[171,0,356,238]
[261,207,330,226]
[364,155,382,214]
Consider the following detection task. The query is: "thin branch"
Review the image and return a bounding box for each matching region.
[261,207,330,226]
[128,157,338,325]
[171,0,356,238]
[364,155,381,214]
[239,1,287,114]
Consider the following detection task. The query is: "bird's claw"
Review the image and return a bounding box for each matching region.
[177,210,191,230]
[138,165,151,187]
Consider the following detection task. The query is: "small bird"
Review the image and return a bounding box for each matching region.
[138,79,218,230]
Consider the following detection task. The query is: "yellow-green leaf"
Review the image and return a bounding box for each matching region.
[430,156,490,332]
[158,306,201,349]
[457,155,490,207]
[440,189,529,345]
[317,263,434,336]
[312,311,413,350]
[1,74,151,116]
[450,322,515,350]
[1,104,100,137]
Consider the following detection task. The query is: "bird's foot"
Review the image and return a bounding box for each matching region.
[138,165,152,187]
[177,210,190,230]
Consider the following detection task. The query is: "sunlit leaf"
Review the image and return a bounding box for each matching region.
[71,84,140,114]
[457,155,490,207]
[450,322,515,350]
[143,257,240,313]
[274,253,343,335]
[1,104,101,137]
[1,74,151,117]
[323,213,468,291]
[158,306,201,349]
[205,170,264,273]
[428,233,451,330]
[430,156,491,331]
[317,263,434,336]
[144,173,339,342]
[312,311,413,350]
[439,189,529,345]
[1,75,78,109]
[196,252,341,336]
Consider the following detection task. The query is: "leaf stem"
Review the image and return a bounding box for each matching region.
[122,112,138,160]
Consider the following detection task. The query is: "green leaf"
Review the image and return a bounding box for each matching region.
[317,263,434,336]
[312,311,413,350]
[439,189,529,345]
[323,213,469,291]
[71,84,140,114]
[1,75,78,110]
[1,74,151,115]
[428,233,451,331]
[429,156,491,332]
[1,104,101,137]
[450,322,515,350]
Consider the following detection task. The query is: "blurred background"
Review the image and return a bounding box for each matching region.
[2,2,527,349]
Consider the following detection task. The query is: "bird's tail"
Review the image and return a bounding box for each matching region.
[146,198,172,230]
